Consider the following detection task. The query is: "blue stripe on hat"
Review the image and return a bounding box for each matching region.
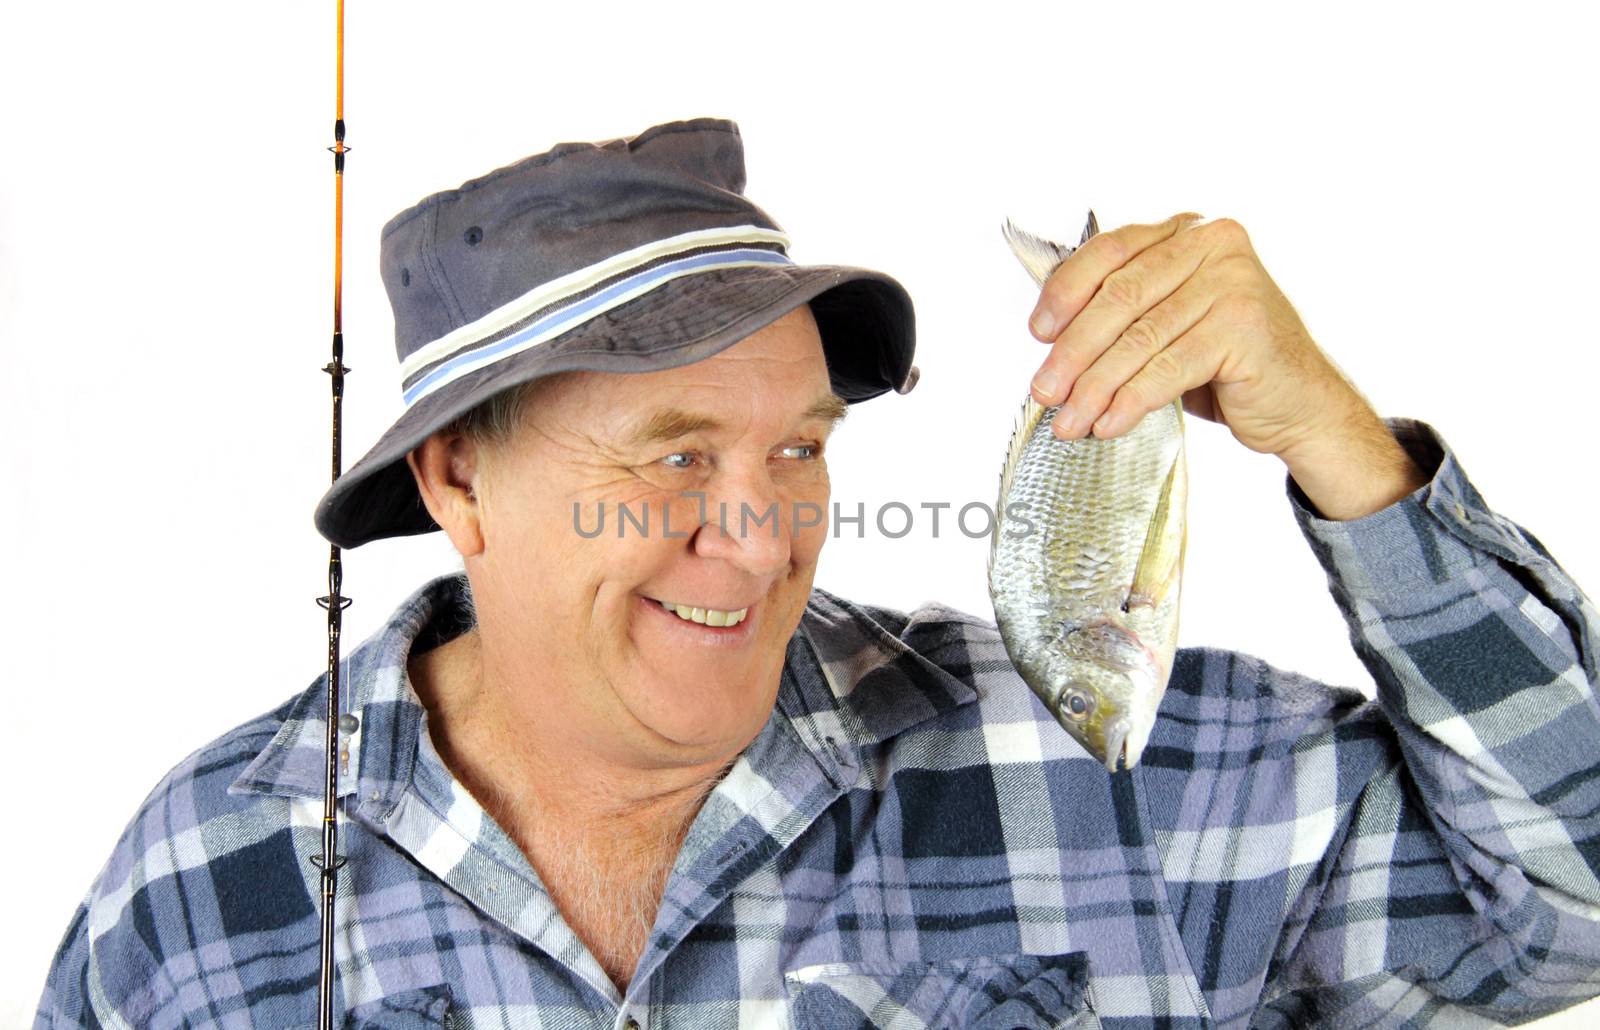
[402,247,794,408]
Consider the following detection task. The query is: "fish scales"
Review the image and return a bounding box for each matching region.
[989,212,1187,772]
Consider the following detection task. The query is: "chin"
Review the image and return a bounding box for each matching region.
[626,662,784,754]
[616,579,811,750]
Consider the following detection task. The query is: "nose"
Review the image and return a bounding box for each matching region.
[689,463,793,578]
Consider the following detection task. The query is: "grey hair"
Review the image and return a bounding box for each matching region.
[438,378,545,446]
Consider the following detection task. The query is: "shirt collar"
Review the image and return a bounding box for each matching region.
[229,571,462,811]
[781,586,979,777]
[230,573,979,807]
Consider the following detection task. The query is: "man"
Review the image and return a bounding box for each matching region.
[36,117,1600,1028]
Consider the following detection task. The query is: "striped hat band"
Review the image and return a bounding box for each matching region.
[400,224,792,408]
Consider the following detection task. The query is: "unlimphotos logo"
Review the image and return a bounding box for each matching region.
[571,492,1038,541]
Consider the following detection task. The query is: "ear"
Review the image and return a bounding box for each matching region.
[406,432,486,558]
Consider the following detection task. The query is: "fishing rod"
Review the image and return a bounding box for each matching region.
[310,0,352,1025]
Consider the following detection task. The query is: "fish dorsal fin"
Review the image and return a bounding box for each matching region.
[990,394,1048,574]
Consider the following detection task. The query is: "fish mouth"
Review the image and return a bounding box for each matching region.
[1102,719,1131,773]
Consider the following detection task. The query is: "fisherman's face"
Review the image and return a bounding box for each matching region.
[466,305,840,758]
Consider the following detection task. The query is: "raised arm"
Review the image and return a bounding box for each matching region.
[1138,418,1600,1026]
[1256,417,1600,1023]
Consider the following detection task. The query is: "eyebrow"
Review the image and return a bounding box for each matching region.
[624,392,850,448]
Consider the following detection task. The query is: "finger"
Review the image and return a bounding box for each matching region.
[1032,220,1209,409]
[1088,313,1229,439]
[1028,210,1204,344]
[1030,216,1209,408]
[1049,279,1215,438]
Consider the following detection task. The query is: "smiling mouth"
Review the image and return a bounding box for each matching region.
[648,597,752,628]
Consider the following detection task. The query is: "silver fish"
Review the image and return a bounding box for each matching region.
[988,211,1187,772]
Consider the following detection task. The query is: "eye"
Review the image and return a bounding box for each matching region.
[779,443,819,460]
[1062,689,1094,722]
[660,451,697,469]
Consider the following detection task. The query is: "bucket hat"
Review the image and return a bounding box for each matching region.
[313,116,918,548]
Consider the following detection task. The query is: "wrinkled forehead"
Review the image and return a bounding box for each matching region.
[540,304,836,428]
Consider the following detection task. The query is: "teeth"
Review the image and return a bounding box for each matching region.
[657,599,750,627]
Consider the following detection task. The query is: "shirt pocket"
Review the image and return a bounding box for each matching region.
[342,983,455,1029]
[783,951,1099,1030]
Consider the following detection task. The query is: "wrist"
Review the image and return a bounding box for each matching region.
[1280,414,1429,521]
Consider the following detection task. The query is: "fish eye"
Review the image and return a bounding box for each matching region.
[1063,689,1094,721]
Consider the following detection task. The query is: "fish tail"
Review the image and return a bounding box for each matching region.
[1001,209,1098,287]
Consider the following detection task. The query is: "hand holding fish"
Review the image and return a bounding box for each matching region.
[1023,212,1427,520]
[991,212,1429,772]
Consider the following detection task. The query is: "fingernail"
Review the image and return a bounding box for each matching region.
[1093,412,1119,437]
[1030,306,1058,339]
[1031,367,1059,401]
[1053,403,1081,437]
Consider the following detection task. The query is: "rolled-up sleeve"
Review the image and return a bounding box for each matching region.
[1263,417,1600,1025]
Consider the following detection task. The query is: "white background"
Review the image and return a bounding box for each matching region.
[3,1,1597,1025]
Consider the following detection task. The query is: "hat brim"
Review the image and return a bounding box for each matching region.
[313,263,914,548]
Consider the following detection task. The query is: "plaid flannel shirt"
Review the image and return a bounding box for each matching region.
[36,418,1600,1029]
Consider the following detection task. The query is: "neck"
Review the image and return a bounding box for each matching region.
[407,627,735,846]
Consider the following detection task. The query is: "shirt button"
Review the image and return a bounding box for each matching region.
[623,1019,641,1030]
